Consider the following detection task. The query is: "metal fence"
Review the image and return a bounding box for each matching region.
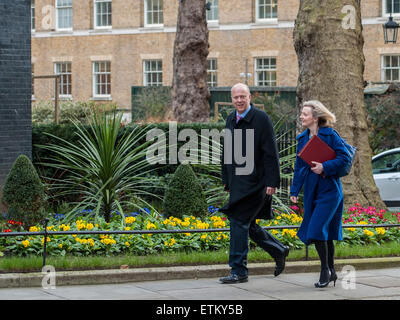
[1,218,399,269]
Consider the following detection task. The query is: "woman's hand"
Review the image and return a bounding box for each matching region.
[290,196,298,203]
[311,161,324,175]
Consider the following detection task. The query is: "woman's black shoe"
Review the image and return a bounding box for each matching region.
[314,268,331,288]
[329,269,338,287]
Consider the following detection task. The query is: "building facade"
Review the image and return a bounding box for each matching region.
[31,0,400,110]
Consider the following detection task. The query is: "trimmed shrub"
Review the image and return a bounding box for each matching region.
[1,155,46,228]
[163,164,208,219]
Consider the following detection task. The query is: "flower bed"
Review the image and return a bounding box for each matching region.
[1,204,400,257]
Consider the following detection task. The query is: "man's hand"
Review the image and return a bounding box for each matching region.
[290,196,298,203]
[266,187,277,195]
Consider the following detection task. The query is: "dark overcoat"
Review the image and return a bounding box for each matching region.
[220,106,280,222]
[290,127,349,245]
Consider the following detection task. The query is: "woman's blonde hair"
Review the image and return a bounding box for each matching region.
[302,100,336,127]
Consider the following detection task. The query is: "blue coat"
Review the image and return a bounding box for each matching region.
[290,127,349,245]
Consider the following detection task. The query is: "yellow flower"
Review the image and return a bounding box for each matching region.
[41,237,51,244]
[358,221,368,225]
[200,234,207,239]
[21,240,30,247]
[29,226,39,232]
[376,227,386,235]
[363,229,374,237]
[58,243,63,249]
[125,217,136,224]
[164,238,176,247]
[146,222,157,230]
[101,237,116,245]
[86,223,94,230]
[346,227,356,232]
[125,241,130,247]
[197,222,209,229]
[125,226,131,231]
[88,239,95,247]
[181,221,190,227]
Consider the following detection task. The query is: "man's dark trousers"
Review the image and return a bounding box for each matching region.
[229,216,287,276]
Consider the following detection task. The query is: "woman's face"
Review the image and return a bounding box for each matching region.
[300,106,318,128]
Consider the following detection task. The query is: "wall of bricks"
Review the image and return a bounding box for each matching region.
[0,0,32,195]
[31,1,400,110]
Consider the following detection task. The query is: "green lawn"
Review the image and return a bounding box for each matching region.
[1,241,400,273]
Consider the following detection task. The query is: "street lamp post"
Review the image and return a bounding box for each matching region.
[383,13,399,44]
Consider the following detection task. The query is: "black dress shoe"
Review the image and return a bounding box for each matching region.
[219,273,248,284]
[274,246,290,277]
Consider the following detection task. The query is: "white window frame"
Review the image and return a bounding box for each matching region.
[255,0,278,23]
[383,0,400,17]
[92,61,112,99]
[94,0,112,29]
[254,57,277,87]
[206,0,219,24]
[54,62,72,98]
[143,60,163,86]
[31,0,35,31]
[144,0,164,27]
[207,59,218,87]
[381,55,400,82]
[55,0,73,31]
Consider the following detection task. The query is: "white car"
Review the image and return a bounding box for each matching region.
[372,147,400,211]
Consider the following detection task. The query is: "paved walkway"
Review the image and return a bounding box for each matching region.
[1,265,400,300]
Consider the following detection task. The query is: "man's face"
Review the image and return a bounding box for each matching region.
[231,86,251,114]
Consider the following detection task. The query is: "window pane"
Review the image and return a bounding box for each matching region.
[395,0,400,13]
[255,57,276,86]
[96,1,112,27]
[146,0,163,25]
[93,61,111,96]
[143,60,162,86]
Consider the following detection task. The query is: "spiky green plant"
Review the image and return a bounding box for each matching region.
[37,108,162,222]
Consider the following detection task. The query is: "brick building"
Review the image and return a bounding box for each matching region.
[31,1,400,111]
[0,0,32,190]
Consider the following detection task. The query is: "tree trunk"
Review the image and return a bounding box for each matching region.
[293,0,386,209]
[171,0,210,123]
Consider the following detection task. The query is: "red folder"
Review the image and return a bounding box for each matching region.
[298,135,336,167]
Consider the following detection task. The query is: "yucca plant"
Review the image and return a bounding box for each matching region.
[37,108,162,223]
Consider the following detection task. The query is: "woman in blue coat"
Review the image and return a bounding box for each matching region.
[290,100,350,288]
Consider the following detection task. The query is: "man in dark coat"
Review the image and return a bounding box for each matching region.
[219,83,289,284]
